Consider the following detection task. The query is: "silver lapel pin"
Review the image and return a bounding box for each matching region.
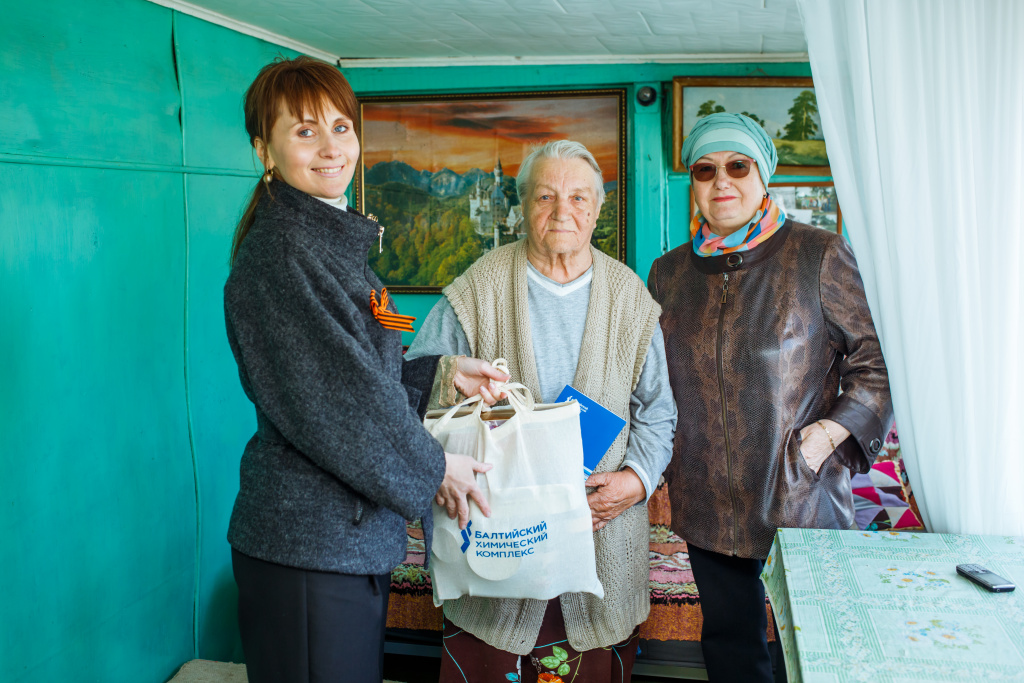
[367,214,384,253]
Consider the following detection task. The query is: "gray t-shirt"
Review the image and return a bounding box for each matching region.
[407,261,676,500]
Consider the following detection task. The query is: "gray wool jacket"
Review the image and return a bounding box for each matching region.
[224,179,446,575]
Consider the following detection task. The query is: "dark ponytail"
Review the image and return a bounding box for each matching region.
[230,177,269,266]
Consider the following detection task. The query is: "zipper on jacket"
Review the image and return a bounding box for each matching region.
[716,272,739,555]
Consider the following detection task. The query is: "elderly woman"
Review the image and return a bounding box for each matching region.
[407,140,677,683]
[648,113,893,682]
[223,56,507,683]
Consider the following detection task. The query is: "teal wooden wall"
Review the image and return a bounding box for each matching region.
[0,1,812,679]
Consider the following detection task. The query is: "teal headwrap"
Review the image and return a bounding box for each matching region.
[680,112,777,189]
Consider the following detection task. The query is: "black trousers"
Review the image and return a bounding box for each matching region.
[232,549,391,683]
[687,544,786,683]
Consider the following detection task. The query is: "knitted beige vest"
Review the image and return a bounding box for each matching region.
[442,238,662,654]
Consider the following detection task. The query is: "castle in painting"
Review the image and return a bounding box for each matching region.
[467,160,524,248]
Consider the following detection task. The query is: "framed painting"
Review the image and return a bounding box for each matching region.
[356,89,627,293]
[688,181,842,235]
[771,182,842,234]
[672,77,829,176]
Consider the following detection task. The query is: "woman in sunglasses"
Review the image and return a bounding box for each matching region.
[647,113,892,682]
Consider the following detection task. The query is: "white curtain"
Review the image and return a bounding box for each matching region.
[795,0,1024,537]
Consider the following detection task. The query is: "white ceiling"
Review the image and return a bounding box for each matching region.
[157,0,807,63]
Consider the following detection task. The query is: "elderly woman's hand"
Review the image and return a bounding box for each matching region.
[585,467,646,531]
[798,419,851,473]
[436,452,492,530]
[453,357,510,406]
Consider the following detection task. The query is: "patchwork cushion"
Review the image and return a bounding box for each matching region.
[852,425,924,531]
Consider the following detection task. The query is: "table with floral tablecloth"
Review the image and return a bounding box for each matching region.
[762,528,1024,682]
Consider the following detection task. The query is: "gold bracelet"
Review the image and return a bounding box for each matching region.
[817,420,837,452]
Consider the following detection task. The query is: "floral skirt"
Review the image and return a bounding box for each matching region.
[439,598,640,683]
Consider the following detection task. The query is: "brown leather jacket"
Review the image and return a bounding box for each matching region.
[648,220,892,559]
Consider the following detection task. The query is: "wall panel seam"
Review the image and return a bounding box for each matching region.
[172,7,203,659]
[0,152,258,178]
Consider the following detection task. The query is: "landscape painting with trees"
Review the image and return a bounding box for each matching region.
[672,77,829,174]
[357,90,625,292]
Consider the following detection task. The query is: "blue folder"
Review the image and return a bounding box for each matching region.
[556,385,627,479]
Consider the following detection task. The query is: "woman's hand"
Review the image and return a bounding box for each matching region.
[585,468,646,531]
[453,357,510,406]
[436,453,492,530]
[798,419,851,473]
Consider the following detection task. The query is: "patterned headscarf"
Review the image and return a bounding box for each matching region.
[680,112,778,189]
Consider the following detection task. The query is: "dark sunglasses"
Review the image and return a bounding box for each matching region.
[689,158,755,182]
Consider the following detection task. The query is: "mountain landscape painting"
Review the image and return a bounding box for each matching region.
[358,90,625,291]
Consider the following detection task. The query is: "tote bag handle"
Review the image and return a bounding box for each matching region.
[427,358,534,436]
[427,393,486,436]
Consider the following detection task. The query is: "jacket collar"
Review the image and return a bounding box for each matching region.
[257,178,380,259]
[689,219,794,274]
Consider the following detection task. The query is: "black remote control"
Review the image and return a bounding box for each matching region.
[956,564,1016,592]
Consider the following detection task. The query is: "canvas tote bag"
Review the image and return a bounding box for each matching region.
[424,361,604,604]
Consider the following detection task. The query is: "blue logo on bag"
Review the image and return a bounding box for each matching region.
[460,520,473,553]
[466,522,548,558]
